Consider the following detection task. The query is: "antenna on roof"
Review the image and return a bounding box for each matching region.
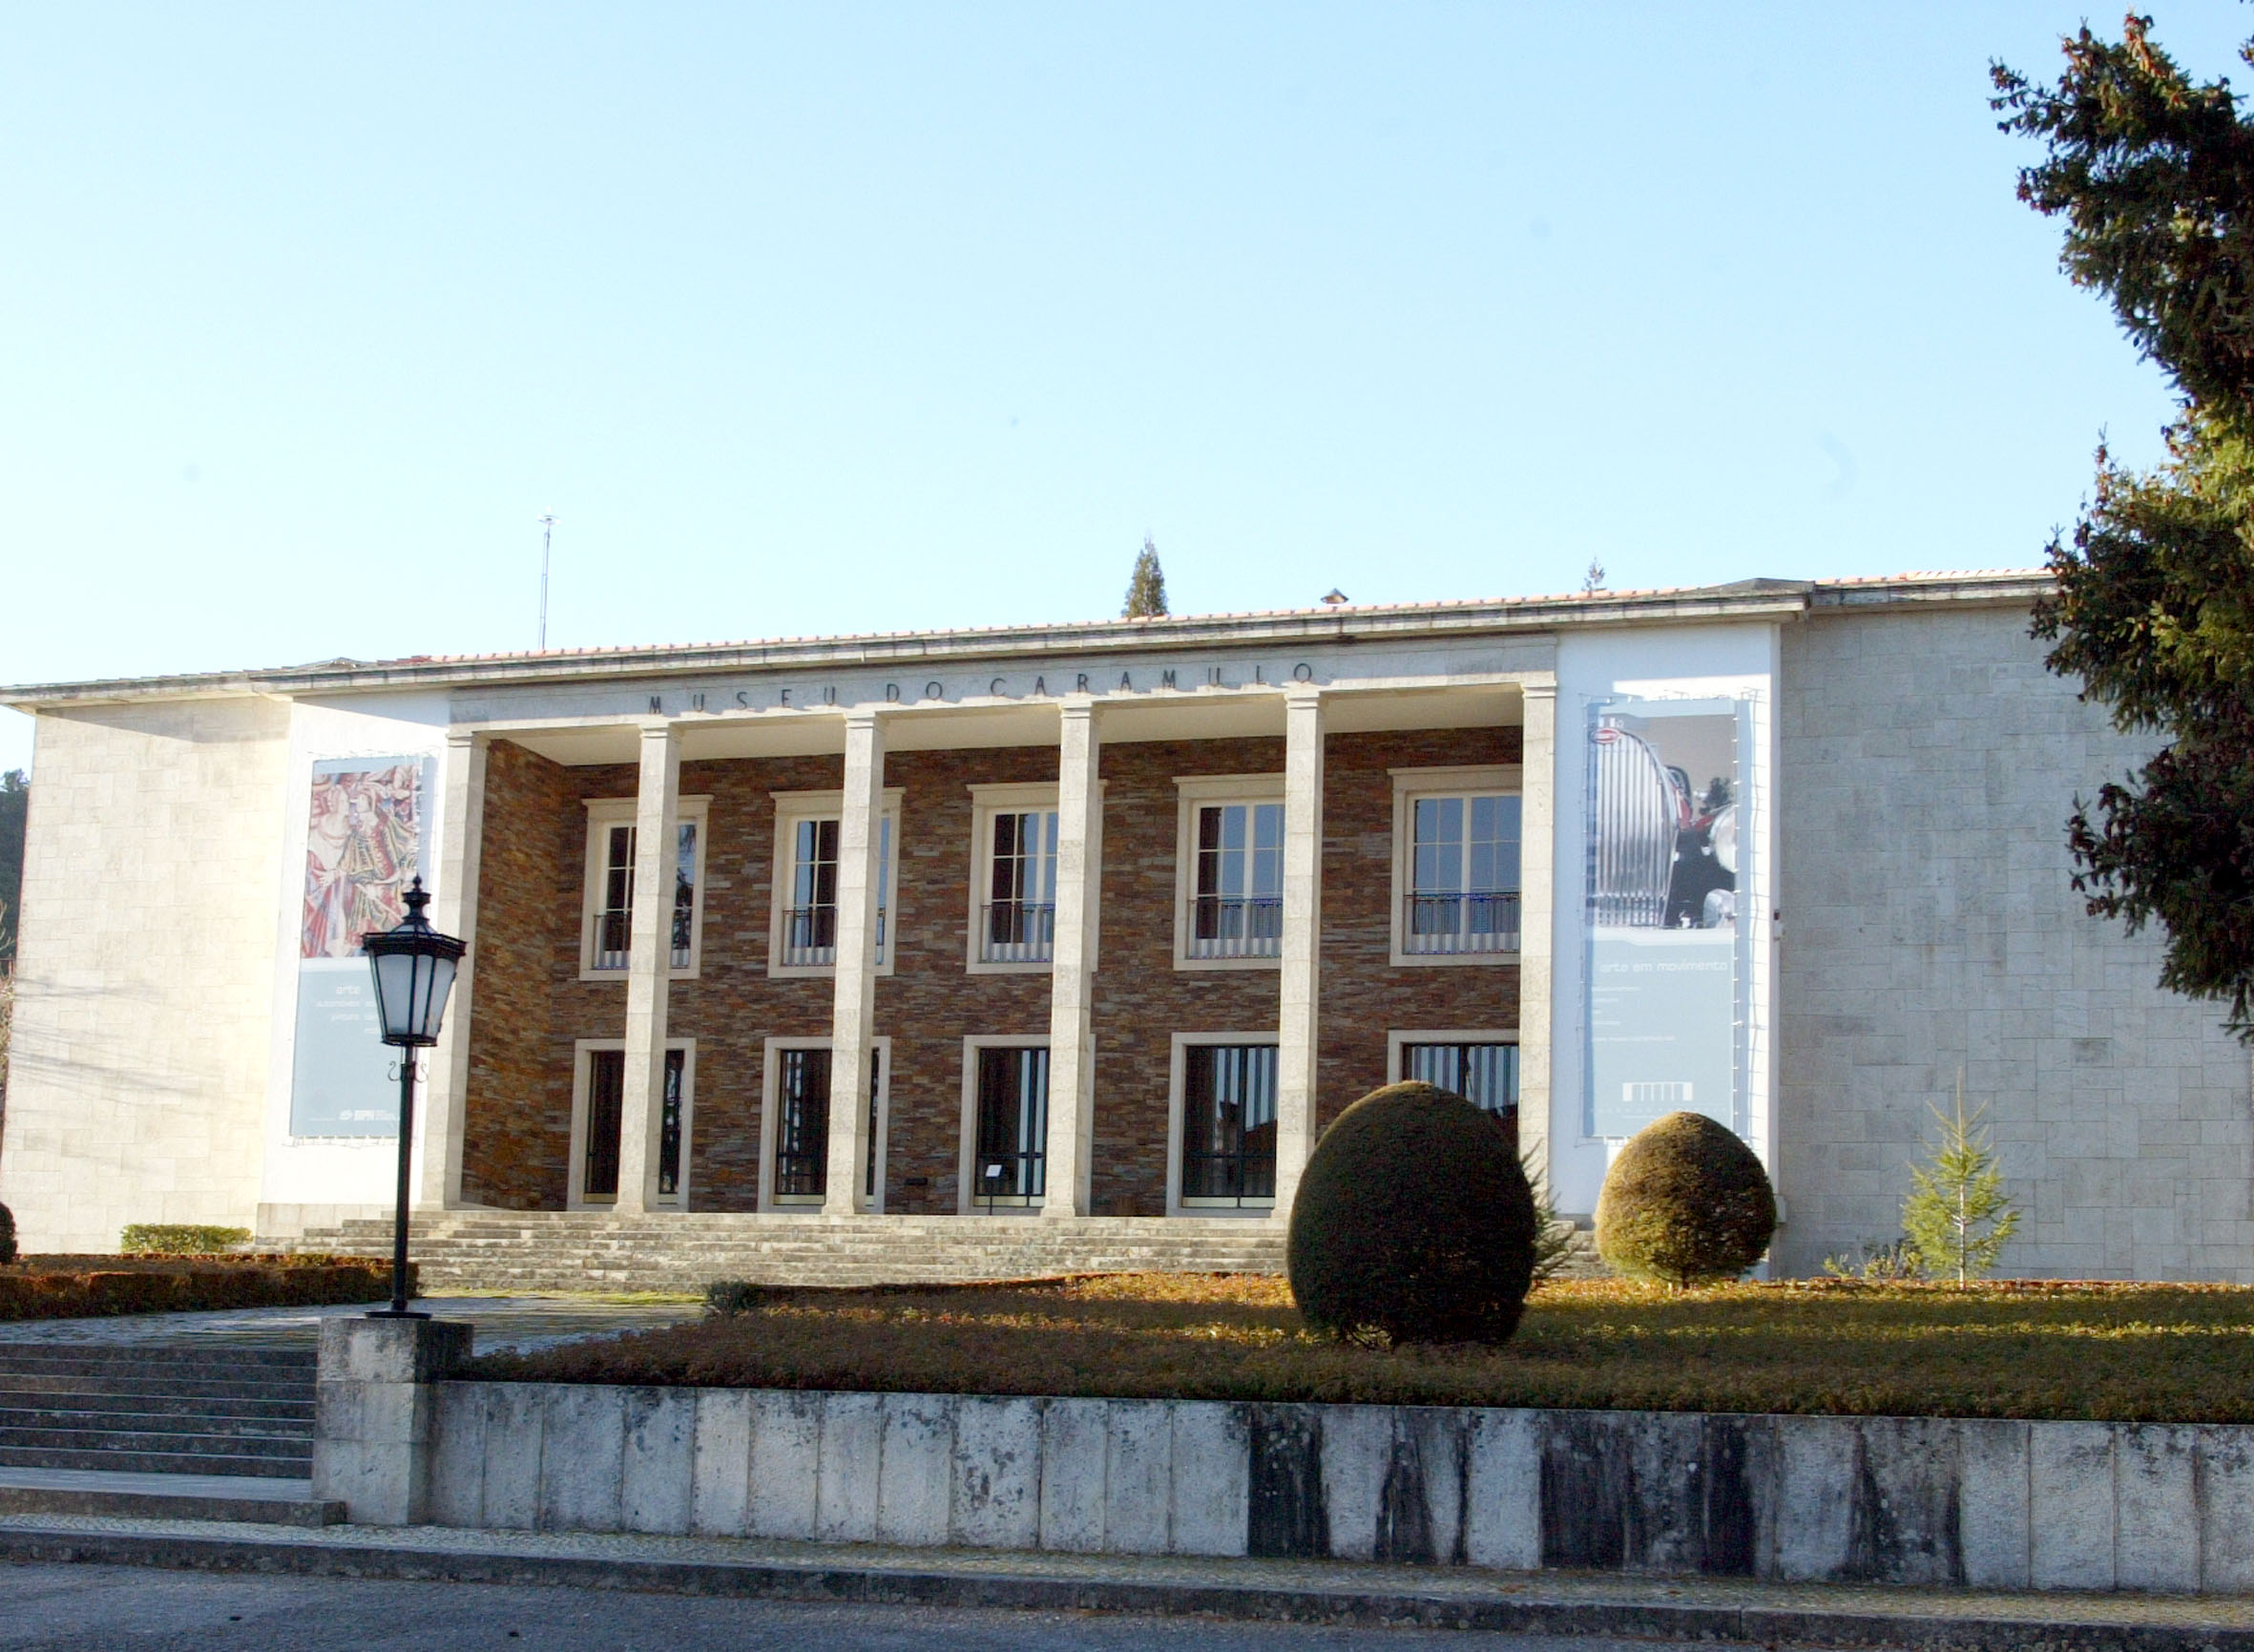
[537,514,556,650]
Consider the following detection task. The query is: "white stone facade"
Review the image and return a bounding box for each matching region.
[3,698,291,1251]
[1774,602,2254,1279]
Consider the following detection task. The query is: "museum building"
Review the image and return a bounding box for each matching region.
[4,569,2251,1282]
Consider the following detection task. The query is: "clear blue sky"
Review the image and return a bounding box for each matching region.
[4,4,2244,776]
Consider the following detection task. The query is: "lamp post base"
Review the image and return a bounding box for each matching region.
[364,1307,432,1320]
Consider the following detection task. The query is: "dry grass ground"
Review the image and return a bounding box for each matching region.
[466,1272,2254,1422]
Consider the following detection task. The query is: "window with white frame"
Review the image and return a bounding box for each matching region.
[570,1039,693,1208]
[1174,776,1285,967]
[579,798,710,979]
[1390,1030,1519,1135]
[1170,1035,1279,1210]
[760,1037,889,1209]
[967,784,1061,970]
[1390,767,1522,965]
[769,791,901,975]
[960,1038,1050,1210]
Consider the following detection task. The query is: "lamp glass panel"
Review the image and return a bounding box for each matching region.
[371,952,422,1041]
[422,954,458,1040]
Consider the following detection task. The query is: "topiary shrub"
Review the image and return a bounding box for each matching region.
[1595,1111,1776,1287]
[1286,1081,1538,1346]
[0,1202,15,1267]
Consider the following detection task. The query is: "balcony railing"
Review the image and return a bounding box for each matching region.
[592,908,631,972]
[1187,894,1283,960]
[588,906,695,972]
[979,901,1055,965]
[779,905,887,969]
[1402,890,1520,955]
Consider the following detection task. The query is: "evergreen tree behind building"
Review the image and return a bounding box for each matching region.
[1122,537,1168,618]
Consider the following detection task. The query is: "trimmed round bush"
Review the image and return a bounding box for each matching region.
[0,1202,14,1267]
[1595,1111,1776,1286]
[1286,1081,1538,1346]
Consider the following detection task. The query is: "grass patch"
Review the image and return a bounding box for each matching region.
[465,1272,2254,1423]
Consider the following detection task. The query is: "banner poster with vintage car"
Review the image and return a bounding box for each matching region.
[288,755,432,1137]
[1583,697,1751,1141]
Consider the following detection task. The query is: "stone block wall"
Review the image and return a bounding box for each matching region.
[412,1375,2254,1592]
[1776,604,2254,1279]
[457,724,1515,1216]
[0,700,292,1250]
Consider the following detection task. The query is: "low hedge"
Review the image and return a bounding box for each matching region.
[0,1255,407,1320]
[119,1223,253,1255]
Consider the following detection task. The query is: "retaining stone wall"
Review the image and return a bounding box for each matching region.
[422,1381,2254,1593]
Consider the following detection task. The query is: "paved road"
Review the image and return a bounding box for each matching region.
[0,1562,1883,1651]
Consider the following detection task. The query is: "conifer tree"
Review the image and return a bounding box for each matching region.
[1997,19,2254,1032]
[1122,537,1168,618]
[1901,1076,2021,1286]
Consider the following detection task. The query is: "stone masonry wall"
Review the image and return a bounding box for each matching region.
[458,725,1516,1216]
[0,700,293,1250]
[460,739,573,1209]
[1775,604,2254,1279]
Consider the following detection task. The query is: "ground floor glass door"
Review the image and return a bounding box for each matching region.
[973,1046,1049,1209]
[773,1047,883,1204]
[1399,1041,1519,1146]
[582,1048,685,1203]
[1180,1043,1277,1206]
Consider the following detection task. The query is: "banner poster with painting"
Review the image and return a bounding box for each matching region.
[289,756,432,1137]
[1583,697,1751,1141]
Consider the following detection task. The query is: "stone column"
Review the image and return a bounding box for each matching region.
[824,711,886,1215]
[615,721,680,1216]
[413,731,485,1210]
[1271,686,1325,1223]
[1515,680,1557,1191]
[312,1316,472,1525]
[1042,699,1102,1219]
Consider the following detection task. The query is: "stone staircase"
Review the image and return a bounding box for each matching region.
[0,1343,341,1526]
[0,1345,316,1479]
[289,1211,1289,1294]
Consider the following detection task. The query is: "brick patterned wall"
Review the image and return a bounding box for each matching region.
[457,724,1520,1217]
[460,739,572,1209]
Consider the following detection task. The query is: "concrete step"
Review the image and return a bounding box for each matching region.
[0,1444,309,1479]
[0,1407,311,1441]
[0,1422,310,1459]
[0,1467,343,1527]
[0,1368,317,1400]
[287,1209,1289,1293]
[0,1348,315,1382]
[0,1390,313,1422]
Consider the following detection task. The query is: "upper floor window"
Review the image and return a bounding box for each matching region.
[769,790,901,976]
[579,797,709,979]
[1390,766,1521,966]
[1174,775,1285,969]
[967,784,1066,971]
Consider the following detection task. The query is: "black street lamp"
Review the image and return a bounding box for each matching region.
[362,875,466,1319]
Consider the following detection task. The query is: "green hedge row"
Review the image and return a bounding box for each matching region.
[0,1257,408,1320]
